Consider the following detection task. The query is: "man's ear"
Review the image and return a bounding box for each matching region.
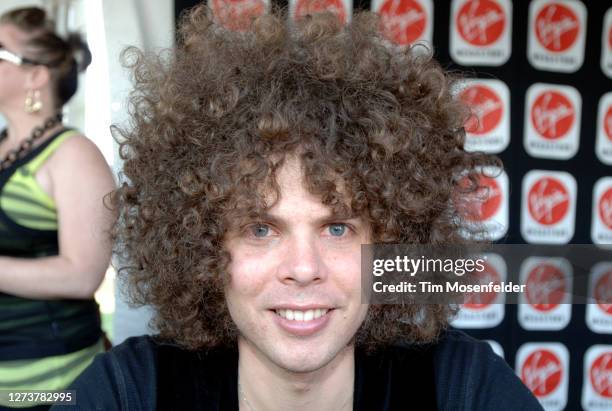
[24,65,51,90]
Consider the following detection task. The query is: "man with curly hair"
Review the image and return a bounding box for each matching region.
[52,6,542,411]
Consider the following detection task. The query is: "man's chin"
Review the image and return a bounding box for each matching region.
[266,342,354,375]
[274,354,337,374]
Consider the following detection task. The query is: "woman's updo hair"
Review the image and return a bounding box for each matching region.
[0,7,92,107]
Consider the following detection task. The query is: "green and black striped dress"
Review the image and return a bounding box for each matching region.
[0,129,103,409]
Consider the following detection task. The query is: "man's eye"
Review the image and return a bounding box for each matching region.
[328,223,347,237]
[249,224,271,238]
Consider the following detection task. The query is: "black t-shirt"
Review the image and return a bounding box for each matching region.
[51,329,543,411]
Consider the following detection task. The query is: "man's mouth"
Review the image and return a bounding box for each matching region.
[270,307,335,336]
[274,308,330,321]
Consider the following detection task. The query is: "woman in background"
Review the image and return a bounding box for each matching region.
[0,7,114,410]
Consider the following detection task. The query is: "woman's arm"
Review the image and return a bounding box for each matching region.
[0,135,116,299]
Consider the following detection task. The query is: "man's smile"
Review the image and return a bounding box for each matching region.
[270,307,337,337]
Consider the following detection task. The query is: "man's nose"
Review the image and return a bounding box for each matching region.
[277,236,326,286]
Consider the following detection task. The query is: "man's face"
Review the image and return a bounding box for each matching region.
[224,158,369,374]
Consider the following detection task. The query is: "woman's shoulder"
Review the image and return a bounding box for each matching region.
[42,129,115,201]
[46,131,108,167]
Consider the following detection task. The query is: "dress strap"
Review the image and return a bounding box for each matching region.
[24,129,79,174]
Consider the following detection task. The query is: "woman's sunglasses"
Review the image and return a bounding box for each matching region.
[0,47,44,66]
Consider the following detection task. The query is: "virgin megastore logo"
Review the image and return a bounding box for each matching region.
[456,167,508,241]
[290,0,351,24]
[516,343,569,411]
[460,79,510,154]
[591,177,612,244]
[521,170,576,244]
[450,0,511,66]
[462,261,501,309]
[518,257,571,331]
[473,175,501,221]
[456,0,504,46]
[595,272,612,316]
[459,174,502,222]
[606,108,612,143]
[524,83,581,160]
[451,253,505,329]
[590,352,612,399]
[596,93,612,165]
[209,0,268,31]
[528,0,586,73]
[525,262,567,311]
[532,91,574,139]
[536,3,578,52]
[463,85,502,135]
[373,0,433,46]
[582,346,612,410]
[598,187,612,229]
[528,178,569,225]
[523,350,562,396]
[599,189,612,230]
[586,263,612,334]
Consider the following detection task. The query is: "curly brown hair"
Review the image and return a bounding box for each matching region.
[112,5,498,351]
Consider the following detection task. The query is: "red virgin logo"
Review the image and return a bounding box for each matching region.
[531,91,574,139]
[525,263,566,311]
[528,177,569,225]
[379,0,426,45]
[595,271,612,315]
[471,175,501,221]
[211,0,266,31]
[294,0,347,24]
[605,106,612,142]
[457,174,502,222]
[522,349,563,397]
[600,188,612,230]
[464,262,499,309]
[457,0,505,46]
[461,85,503,135]
[590,352,612,398]
[535,3,579,52]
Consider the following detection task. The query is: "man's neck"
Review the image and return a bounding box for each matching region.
[237,338,355,411]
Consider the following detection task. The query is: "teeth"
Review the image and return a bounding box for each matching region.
[275,309,329,321]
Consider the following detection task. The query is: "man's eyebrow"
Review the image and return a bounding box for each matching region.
[248,213,283,224]
[252,211,360,225]
[319,212,360,222]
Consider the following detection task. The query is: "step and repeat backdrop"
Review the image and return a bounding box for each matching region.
[173,1,612,409]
